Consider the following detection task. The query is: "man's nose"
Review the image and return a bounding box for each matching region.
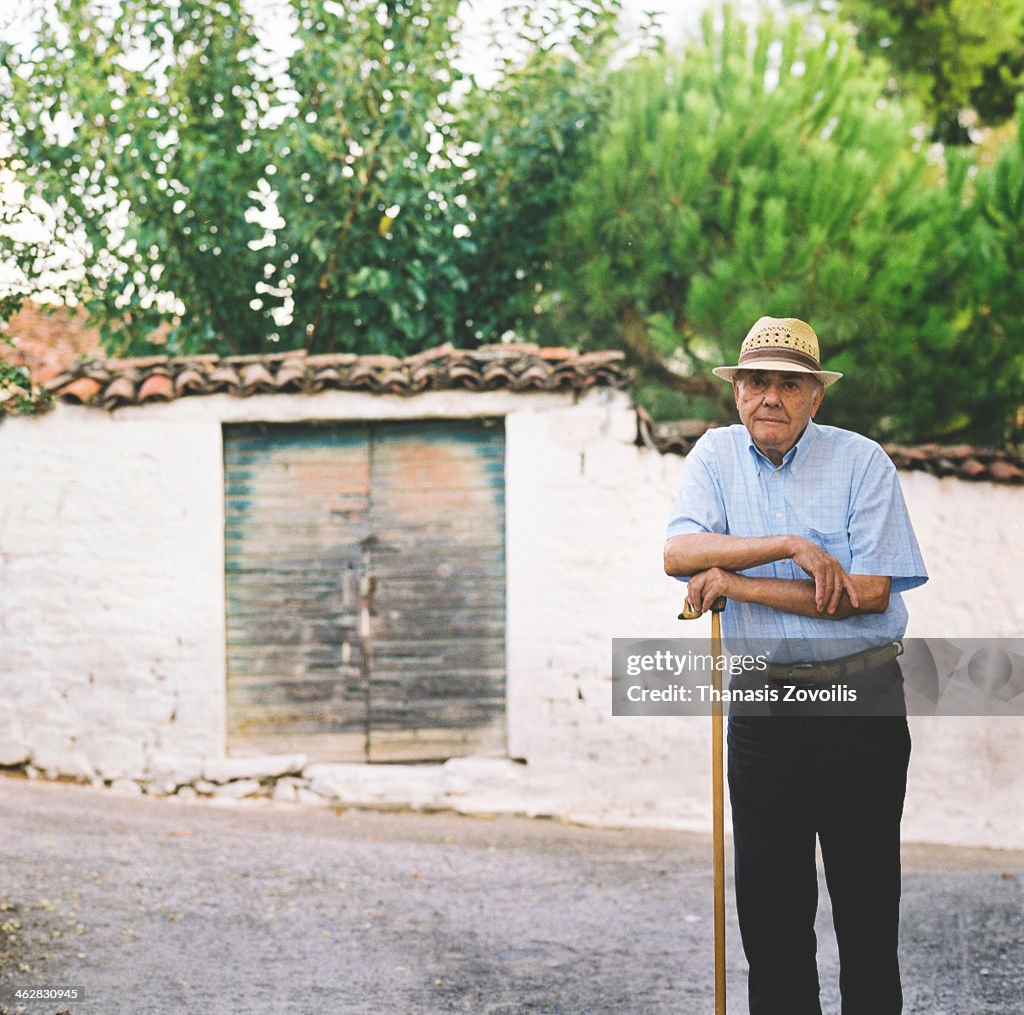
[762,385,783,405]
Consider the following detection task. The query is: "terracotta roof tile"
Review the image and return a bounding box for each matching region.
[275,356,307,391]
[308,364,342,392]
[103,375,138,409]
[105,355,172,371]
[306,353,359,367]
[473,344,535,358]
[407,362,437,391]
[481,361,516,387]
[238,361,276,394]
[987,459,1024,483]
[406,342,454,367]
[959,458,987,479]
[137,373,174,403]
[344,361,379,389]
[174,365,214,396]
[883,443,1024,484]
[39,344,1022,485]
[58,376,104,404]
[43,343,632,410]
[207,363,241,390]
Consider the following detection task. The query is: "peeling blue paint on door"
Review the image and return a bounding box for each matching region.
[223,419,506,762]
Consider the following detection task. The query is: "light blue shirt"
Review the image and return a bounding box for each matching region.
[666,421,928,662]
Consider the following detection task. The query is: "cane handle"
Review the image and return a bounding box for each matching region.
[677,595,727,621]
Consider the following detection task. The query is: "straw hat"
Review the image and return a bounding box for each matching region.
[712,317,842,387]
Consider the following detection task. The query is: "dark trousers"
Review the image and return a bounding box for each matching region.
[727,665,911,1015]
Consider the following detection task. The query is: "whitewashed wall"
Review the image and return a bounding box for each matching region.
[0,391,1021,847]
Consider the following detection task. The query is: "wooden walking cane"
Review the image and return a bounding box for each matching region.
[679,595,727,1015]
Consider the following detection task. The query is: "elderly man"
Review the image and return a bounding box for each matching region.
[664,317,928,1015]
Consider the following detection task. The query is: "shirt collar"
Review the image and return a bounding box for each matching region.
[747,419,819,473]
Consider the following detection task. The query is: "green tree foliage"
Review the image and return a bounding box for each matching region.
[271,0,470,354]
[0,0,624,357]
[786,0,1024,142]
[1,0,276,355]
[877,100,1024,444]
[449,0,627,345]
[952,100,1024,443]
[545,7,1023,442]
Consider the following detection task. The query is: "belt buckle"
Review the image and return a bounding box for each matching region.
[786,662,815,682]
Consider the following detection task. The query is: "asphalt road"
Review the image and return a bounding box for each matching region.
[0,775,1021,1015]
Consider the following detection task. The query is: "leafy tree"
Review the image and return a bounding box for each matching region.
[1,0,276,355]
[784,0,1024,143]
[449,0,629,345]
[268,0,472,355]
[0,0,625,357]
[544,6,1019,442]
[950,99,1024,444]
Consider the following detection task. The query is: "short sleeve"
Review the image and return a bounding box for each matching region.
[665,434,728,540]
[848,448,928,593]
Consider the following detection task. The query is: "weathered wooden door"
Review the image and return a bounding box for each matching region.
[223,419,505,762]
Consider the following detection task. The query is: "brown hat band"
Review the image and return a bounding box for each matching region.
[738,346,822,371]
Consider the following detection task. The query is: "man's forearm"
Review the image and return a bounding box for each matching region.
[664,532,797,577]
[671,532,880,616]
[727,573,890,619]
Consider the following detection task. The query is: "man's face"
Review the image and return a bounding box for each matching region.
[733,370,824,461]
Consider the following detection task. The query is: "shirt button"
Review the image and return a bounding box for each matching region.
[775,512,783,519]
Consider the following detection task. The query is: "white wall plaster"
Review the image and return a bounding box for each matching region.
[0,392,1021,847]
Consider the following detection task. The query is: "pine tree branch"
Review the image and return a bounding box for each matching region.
[619,305,720,396]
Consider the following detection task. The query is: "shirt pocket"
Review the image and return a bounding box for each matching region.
[803,527,853,571]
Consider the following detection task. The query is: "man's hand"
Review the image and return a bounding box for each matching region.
[686,567,734,616]
[789,537,859,615]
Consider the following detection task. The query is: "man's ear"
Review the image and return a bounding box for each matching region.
[733,380,741,410]
[810,382,825,417]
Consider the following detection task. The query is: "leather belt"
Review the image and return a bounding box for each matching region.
[764,641,903,683]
